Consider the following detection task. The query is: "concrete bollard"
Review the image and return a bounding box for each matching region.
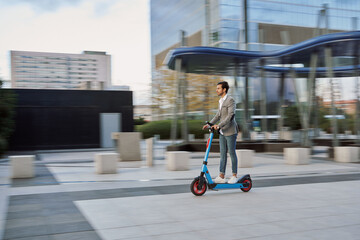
[112,132,142,161]
[284,148,310,165]
[344,130,352,136]
[188,134,195,142]
[236,149,254,168]
[146,137,154,167]
[279,131,292,140]
[204,134,210,140]
[265,132,272,140]
[236,133,242,141]
[95,153,118,174]
[154,134,160,142]
[10,155,35,178]
[166,151,190,171]
[250,132,258,140]
[334,147,359,163]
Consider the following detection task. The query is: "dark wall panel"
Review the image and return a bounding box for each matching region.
[6,89,133,151]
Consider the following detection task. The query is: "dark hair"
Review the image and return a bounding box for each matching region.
[217,81,229,93]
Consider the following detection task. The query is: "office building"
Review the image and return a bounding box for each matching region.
[11,50,111,90]
[150,0,360,122]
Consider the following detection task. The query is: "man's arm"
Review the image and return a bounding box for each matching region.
[218,98,235,129]
[202,105,220,130]
[210,110,220,125]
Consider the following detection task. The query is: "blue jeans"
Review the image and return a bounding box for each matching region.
[219,133,238,175]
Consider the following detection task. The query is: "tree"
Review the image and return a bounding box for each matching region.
[284,104,332,132]
[283,105,301,130]
[152,68,220,120]
[0,79,16,155]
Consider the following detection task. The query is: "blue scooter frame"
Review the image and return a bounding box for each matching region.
[191,123,252,196]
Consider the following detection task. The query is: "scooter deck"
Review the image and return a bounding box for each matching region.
[209,183,250,190]
[213,183,243,189]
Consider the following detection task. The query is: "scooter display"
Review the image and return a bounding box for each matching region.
[191,122,252,196]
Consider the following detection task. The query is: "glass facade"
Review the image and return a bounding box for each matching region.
[213,0,360,50]
[151,0,360,127]
[151,0,211,120]
[151,0,206,57]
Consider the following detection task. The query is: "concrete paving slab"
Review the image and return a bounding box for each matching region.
[299,225,360,240]
[11,165,58,188]
[0,220,4,240]
[47,221,93,235]
[3,224,49,239]
[74,180,360,240]
[5,216,46,229]
[150,231,208,240]
[0,165,10,185]
[96,226,150,240]
[8,235,51,240]
[0,188,8,239]
[7,203,42,213]
[50,230,101,240]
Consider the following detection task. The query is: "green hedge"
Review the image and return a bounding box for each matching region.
[136,120,212,139]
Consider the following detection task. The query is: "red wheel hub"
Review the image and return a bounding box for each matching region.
[193,181,206,194]
[242,179,251,191]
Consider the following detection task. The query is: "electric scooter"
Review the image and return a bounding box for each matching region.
[191,122,252,196]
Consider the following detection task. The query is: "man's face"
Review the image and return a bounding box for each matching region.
[216,84,226,96]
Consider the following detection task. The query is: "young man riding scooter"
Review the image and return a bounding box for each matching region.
[202,81,239,184]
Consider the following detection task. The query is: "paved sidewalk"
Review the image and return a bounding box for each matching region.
[0,142,360,239]
[76,181,360,240]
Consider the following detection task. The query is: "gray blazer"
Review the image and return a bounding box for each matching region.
[210,95,238,136]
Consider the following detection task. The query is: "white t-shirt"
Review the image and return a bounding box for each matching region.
[219,94,227,110]
[218,94,227,135]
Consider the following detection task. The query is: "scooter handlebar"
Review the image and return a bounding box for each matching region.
[205,121,214,127]
[204,121,219,133]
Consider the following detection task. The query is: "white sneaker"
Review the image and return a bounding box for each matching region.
[214,176,226,183]
[228,176,238,184]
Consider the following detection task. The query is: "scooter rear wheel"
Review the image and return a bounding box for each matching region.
[240,179,252,192]
[190,177,207,196]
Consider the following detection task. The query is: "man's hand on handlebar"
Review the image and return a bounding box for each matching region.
[211,125,220,130]
[202,123,219,131]
[202,124,210,130]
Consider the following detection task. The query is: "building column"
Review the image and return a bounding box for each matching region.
[171,58,181,143]
[354,43,360,144]
[290,69,309,147]
[307,52,319,143]
[325,47,339,147]
[260,59,267,137]
[243,64,250,140]
[277,73,285,136]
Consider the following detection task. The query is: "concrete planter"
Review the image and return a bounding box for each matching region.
[10,155,34,178]
[284,148,310,165]
[236,149,254,168]
[166,151,189,171]
[95,153,118,174]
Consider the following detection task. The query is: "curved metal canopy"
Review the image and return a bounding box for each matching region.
[256,65,360,78]
[165,31,360,77]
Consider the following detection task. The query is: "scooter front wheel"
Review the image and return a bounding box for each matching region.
[190,177,207,196]
[240,179,252,192]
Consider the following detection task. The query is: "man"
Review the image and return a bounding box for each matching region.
[203,81,238,184]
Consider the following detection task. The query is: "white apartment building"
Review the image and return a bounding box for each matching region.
[11,50,111,90]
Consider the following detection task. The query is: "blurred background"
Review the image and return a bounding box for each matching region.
[0,0,360,154]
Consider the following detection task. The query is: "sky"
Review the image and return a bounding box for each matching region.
[0,0,151,105]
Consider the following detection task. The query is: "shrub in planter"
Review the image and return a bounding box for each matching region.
[137,120,208,139]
